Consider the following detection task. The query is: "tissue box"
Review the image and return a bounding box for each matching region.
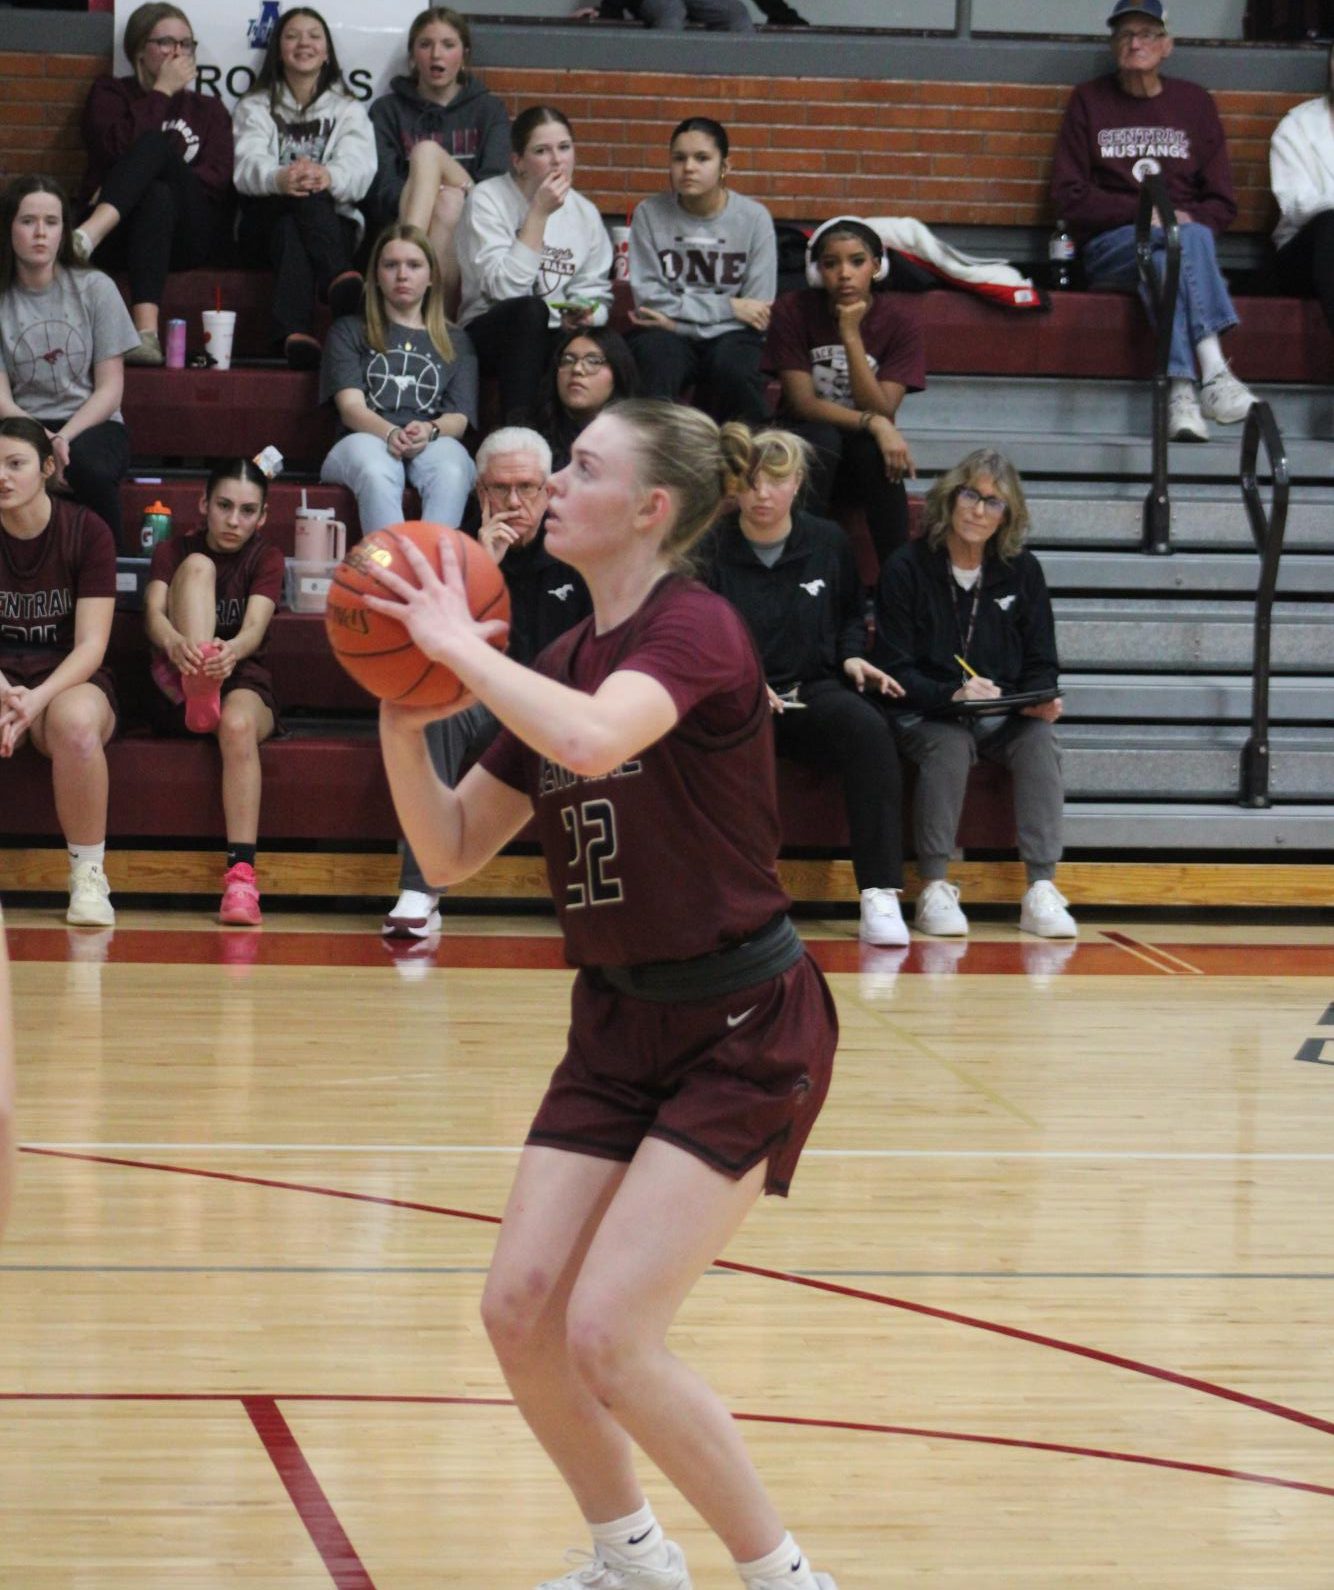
[285,559,337,614]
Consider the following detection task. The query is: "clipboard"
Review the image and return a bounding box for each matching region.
[934,688,1059,718]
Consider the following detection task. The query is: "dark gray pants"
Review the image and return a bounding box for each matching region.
[639,0,754,27]
[895,713,1063,884]
[398,702,500,893]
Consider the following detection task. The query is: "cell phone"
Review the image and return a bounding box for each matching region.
[550,298,596,312]
[775,687,807,710]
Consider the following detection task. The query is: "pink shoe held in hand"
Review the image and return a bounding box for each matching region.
[219,862,262,926]
[183,641,223,733]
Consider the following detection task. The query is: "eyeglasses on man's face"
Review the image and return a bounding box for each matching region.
[482,480,547,504]
[1114,26,1167,44]
[957,486,1007,518]
[557,352,609,371]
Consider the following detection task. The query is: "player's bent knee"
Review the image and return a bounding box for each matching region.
[479,1270,560,1365]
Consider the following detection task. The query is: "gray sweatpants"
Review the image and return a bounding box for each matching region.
[398,701,500,894]
[895,714,1064,885]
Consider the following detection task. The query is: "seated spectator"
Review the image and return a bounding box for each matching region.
[1270,40,1334,338]
[232,6,373,370]
[74,2,232,367]
[0,417,118,927]
[0,176,140,542]
[1051,0,1256,442]
[320,222,477,534]
[383,425,590,938]
[872,447,1076,942]
[369,8,510,315]
[704,427,909,947]
[456,106,612,423]
[628,116,775,425]
[571,0,753,26]
[533,325,637,469]
[765,216,922,566]
[143,459,284,927]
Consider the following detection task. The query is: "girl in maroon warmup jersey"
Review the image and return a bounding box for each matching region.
[369,399,840,1590]
[0,417,118,926]
[144,459,284,927]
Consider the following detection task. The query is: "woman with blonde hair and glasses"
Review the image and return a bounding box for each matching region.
[705,426,909,947]
[76,2,232,366]
[319,221,476,534]
[872,447,1076,941]
[367,398,840,1590]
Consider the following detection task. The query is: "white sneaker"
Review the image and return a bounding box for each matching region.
[381,888,440,938]
[536,1541,692,1589]
[1168,384,1209,442]
[914,878,968,936]
[67,860,115,927]
[1019,880,1077,939]
[859,886,909,946]
[1199,365,1257,425]
[744,1574,838,1590]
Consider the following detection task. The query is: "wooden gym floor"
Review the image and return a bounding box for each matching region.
[1,907,1332,1588]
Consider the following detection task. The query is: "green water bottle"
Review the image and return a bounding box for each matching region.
[139,500,173,553]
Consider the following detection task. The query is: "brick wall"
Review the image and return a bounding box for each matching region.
[0,53,1307,235]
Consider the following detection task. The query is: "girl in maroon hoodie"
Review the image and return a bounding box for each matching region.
[75,2,232,367]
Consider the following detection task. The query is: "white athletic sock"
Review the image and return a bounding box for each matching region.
[591,1502,670,1567]
[737,1531,816,1583]
[68,841,106,871]
[1195,334,1227,381]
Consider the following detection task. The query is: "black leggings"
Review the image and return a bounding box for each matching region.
[772,677,904,892]
[91,129,225,307]
[237,193,357,342]
[628,326,769,424]
[1273,210,1334,336]
[463,297,557,425]
[785,421,909,568]
[56,419,130,543]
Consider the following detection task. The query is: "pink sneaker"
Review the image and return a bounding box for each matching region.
[219,862,262,926]
[183,642,223,734]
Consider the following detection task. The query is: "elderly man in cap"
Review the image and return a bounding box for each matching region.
[1051,0,1256,441]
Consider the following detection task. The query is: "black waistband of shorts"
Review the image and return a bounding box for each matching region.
[593,914,804,1004]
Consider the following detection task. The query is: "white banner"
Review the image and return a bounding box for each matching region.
[113,1,416,108]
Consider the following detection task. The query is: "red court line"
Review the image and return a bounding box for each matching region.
[8,925,1329,975]
[21,1146,1334,1446]
[5,1391,1331,1502]
[243,1397,377,1590]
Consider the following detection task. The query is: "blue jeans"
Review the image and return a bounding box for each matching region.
[1081,222,1238,380]
[321,431,475,535]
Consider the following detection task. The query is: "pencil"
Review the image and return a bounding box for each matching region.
[954,654,979,678]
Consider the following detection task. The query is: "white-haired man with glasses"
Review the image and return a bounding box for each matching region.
[1051,0,1256,442]
[382,425,591,939]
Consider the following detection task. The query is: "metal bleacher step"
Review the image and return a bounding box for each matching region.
[1016,481,1334,552]
[1059,673,1331,723]
[1059,725,1334,801]
[1053,598,1334,669]
[1038,549,1334,595]
[1061,800,1334,851]
[910,430,1333,480]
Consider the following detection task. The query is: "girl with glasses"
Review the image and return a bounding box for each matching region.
[75,2,232,367]
[627,116,776,425]
[534,325,638,469]
[233,6,375,370]
[871,447,1076,942]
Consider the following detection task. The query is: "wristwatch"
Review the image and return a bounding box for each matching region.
[428,423,440,441]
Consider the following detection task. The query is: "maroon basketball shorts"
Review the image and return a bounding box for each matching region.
[527,952,838,1196]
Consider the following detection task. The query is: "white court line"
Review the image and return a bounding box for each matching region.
[23,1142,1334,1163]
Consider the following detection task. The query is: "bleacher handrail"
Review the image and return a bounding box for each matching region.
[1238,401,1290,809]
[1135,175,1181,557]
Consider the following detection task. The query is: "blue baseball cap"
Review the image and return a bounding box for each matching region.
[1107,0,1167,25]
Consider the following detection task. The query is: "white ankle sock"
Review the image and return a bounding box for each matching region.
[1195,334,1227,381]
[68,842,106,871]
[737,1531,815,1583]
[1170,377,1195,399]
[591,1502,670,1567]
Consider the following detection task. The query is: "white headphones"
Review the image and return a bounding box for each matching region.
[805,216,890,288]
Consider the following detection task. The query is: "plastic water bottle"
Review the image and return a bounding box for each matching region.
[1049,221,1075,290]
[139,499,173,553]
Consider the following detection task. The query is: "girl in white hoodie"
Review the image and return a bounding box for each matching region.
[455,105,612,422]
[233,6,375,368]
[1270,42,1334,337]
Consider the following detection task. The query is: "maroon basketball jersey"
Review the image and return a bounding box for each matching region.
[0,497,116,671]
[148,532,285,662]
[482,575,791,968]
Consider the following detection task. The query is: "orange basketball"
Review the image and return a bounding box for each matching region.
[324,521,510,710]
